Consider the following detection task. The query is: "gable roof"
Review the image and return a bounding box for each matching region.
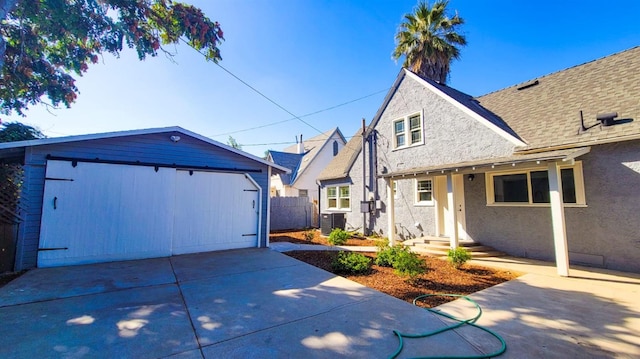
[0,126,290,174]
[267,150,305,185]
[477,46,640,152]
[317,130,363,181]
[368,69,526,147]
[275,127,346,184]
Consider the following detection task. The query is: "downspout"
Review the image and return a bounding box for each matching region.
[362,118,367,236]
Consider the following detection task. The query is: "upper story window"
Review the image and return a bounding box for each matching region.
[393,112,423,149]
[486,162,586,206]
[333,140,339,156]
[327,185,350,210]
[415,178,433,205]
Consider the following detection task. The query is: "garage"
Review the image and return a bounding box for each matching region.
[0,127,288,270]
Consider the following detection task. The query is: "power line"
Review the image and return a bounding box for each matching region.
[212,88,389,137]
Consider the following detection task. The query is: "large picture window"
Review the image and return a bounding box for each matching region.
[327,185,350,210]
[486,162,585,206]
[393,112,423,149]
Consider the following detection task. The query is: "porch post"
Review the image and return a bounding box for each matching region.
[446,173,459,249]
[548,162,570,277]
[386,178,396,245]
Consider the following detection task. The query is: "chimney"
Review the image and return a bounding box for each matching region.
[297,134,304,154]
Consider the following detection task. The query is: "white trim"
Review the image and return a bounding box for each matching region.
[414,177,434,206]
[485,161,586,206]
[243,173,263,249]
[325,184,351,211]
[392,111,425,150]
[404,70,527,147]
[387,178,396,245]
[266,166,272,247]
[0,126,291,174]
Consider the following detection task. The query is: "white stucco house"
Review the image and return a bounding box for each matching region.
[267,127,346,203]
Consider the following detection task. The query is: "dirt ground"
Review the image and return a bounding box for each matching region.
[271,230,521,307]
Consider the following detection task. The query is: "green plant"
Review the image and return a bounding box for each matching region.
[328,228,349,246]
[447,247,472,269]
[331,251,372,274]
[392,249,426,279]
[374,238,390,251]
[303,229,315,241]
[375,244,405,267]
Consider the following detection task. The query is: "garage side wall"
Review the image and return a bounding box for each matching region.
[15,132,270,270]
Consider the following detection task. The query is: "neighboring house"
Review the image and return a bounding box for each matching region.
[0,127,288,270]
[318,46,640,274]
[268,127,346,203]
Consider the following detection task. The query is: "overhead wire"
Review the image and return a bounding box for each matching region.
[176,37,383,153]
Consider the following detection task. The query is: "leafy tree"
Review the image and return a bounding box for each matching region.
[0,0,224,116]
[0,121,44,142]
[393,0,466,84]
[227,136,242,150]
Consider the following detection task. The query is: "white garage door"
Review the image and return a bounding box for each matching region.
[38,160,260,267]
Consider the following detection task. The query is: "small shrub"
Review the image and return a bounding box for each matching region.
[375,244,405,267]
[331,251,371,274]
[374,237,390,251]
[303,229,315,241]
[392,249,426,279]
[328,228,349,245]
[447,247,472,269]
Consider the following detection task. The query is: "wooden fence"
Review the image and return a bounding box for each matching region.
[270,196,318,231]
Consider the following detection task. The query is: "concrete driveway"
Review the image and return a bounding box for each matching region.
[2,249,639,358]
[0,249,492,358]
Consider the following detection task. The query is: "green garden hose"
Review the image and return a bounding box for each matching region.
[389,294,507,359]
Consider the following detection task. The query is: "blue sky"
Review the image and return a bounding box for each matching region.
[4,0,639,157]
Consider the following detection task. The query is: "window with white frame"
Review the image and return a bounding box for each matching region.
[327,185,350,210]
[299,189,308,197]
[415,179,433,205]
[393,112,423,149]
[486,162,586,206]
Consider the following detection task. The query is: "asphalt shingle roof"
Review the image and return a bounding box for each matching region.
[477,46,640,151]
[268,151,305,185]
[317,131,362,181]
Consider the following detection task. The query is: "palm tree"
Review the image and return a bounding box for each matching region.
[393,1,466,84]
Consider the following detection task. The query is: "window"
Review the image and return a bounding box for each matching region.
[393,119,405,147]
[415,179,433,205]
[487,162,586,206]
[393,112,423,149]
[327,185,350,210]
[299,189,308,197]
[333,140,339,156]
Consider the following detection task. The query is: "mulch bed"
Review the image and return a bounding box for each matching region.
[270,229,379,246]
[276,230,521,308]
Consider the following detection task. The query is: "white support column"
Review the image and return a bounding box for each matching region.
[386,178,396,245]
[548,162,570,277]
[446,173,459,249]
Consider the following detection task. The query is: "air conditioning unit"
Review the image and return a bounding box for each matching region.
[320,213,346,236]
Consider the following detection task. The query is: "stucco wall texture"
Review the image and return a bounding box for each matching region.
[323,74,640,273]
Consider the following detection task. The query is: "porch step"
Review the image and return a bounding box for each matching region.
[402,237,505,258]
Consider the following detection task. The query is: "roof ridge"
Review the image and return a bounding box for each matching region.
[477,46,640,98]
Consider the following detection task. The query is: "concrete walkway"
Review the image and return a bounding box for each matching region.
[271,242,640,358]
[0,248,490,359]
[1,246,639,358]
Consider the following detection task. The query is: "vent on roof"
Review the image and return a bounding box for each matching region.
[596,112,618,127]
[517,80,539,91]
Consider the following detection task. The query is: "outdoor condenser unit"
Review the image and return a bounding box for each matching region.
[320,213,346,236]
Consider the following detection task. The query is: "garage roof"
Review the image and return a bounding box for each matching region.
[0,126,290,174]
